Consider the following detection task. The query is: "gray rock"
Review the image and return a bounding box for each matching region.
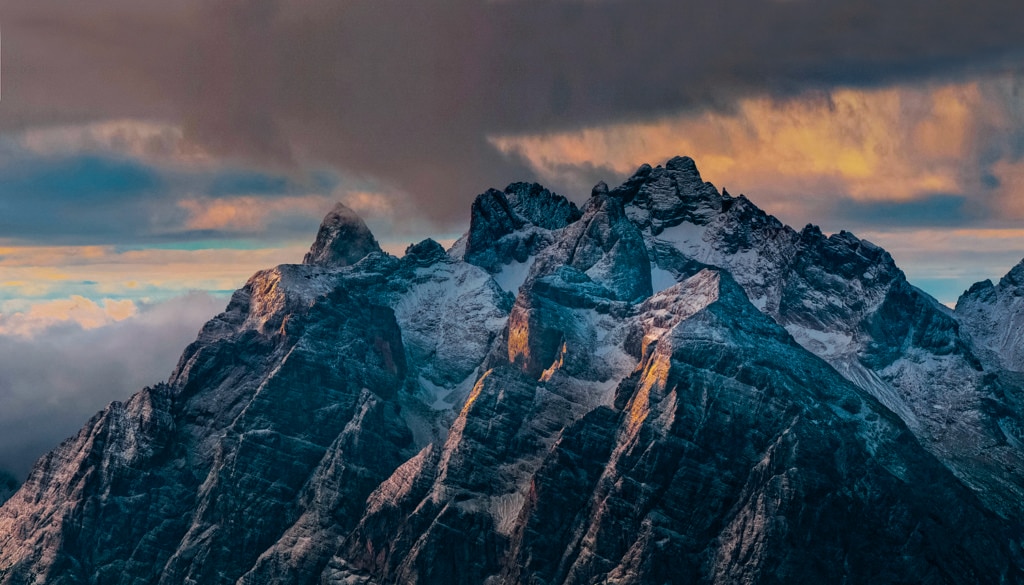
[502,271,1018,584]
[504,182,582,230]
[958,259,1024,372]
[617,156,1024,524]
[464,183,580,273]
[527,188,652,303]
[303,202,382,267]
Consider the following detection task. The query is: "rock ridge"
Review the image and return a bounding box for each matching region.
[2,156,1024,585]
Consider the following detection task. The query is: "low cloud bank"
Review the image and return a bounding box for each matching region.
[0,292,226,478]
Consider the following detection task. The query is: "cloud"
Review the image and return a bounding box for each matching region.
[0,244,309,313]
[491,74,1024,229]
[16,120,210,165]
[490,82,977,200]
[484,71,1024,304]
[831,195,981,229]
[177,194,338,232]
[0,292,226,478]
[853,227,1024,304]
[4,0,1024,227]
[0,296,137,337]
[3,117,471,254]
[990,158,1024,218]
[0,150,369,245]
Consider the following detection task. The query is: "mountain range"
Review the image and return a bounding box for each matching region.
[1,156,1023,584]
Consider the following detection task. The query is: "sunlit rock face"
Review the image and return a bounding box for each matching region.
[2,157,1024,585]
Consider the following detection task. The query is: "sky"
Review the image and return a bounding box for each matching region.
[2,0,1024,476]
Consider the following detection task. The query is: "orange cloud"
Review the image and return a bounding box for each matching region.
[177,195,338,231]
[0,246,109,267]
[0,296,138,337]
[0,245,308,303]
[490,78,991,213]
[176,190,401,233]
[343,191,396,218]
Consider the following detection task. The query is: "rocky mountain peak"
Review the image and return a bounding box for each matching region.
[527,189,652,303]
[464,182,580,272]
[1000,258,1024,289]
[959,278,997,305]
[615,155,726,233]
[4,155,1024,585]
[303,202,382,267]
[800,223,824,239]
[402,238,448,267]
[664,154,699,175]
[957,258,1024,373]
[504,182,582,230]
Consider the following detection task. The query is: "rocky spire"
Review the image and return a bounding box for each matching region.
[999,257,1024,288]
[463,182,581,272]
[610,155,725,233]
[504,182,582,229]
[523,186,652,304]
[303,202,382,268]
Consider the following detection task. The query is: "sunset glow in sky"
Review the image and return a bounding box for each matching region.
[2,0,1024,474]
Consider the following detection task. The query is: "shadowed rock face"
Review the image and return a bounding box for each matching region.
[303,202,382,267]
[530,186,653,303]
[2,158,1024,585]
[498,274,1014,585]
[343,270,1021,585]
[463,182,581,272]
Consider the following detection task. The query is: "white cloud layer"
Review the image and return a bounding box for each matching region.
[0,296,137,337]
[0,292,226,478]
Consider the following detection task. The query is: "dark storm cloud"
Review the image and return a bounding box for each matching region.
[4,0,1024,226]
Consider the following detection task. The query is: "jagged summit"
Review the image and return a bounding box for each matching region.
[462,182,581,273]
[3,155,1024,584]
[503,182,582,230]
[958,258,1024,310]
[303,202,382,267]
[525,187,652,303]
[610,156,726,233]
[1001,257,1024,288]
[402,238,448,267]
[665,154,697,171]
[957,258,1024,372]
